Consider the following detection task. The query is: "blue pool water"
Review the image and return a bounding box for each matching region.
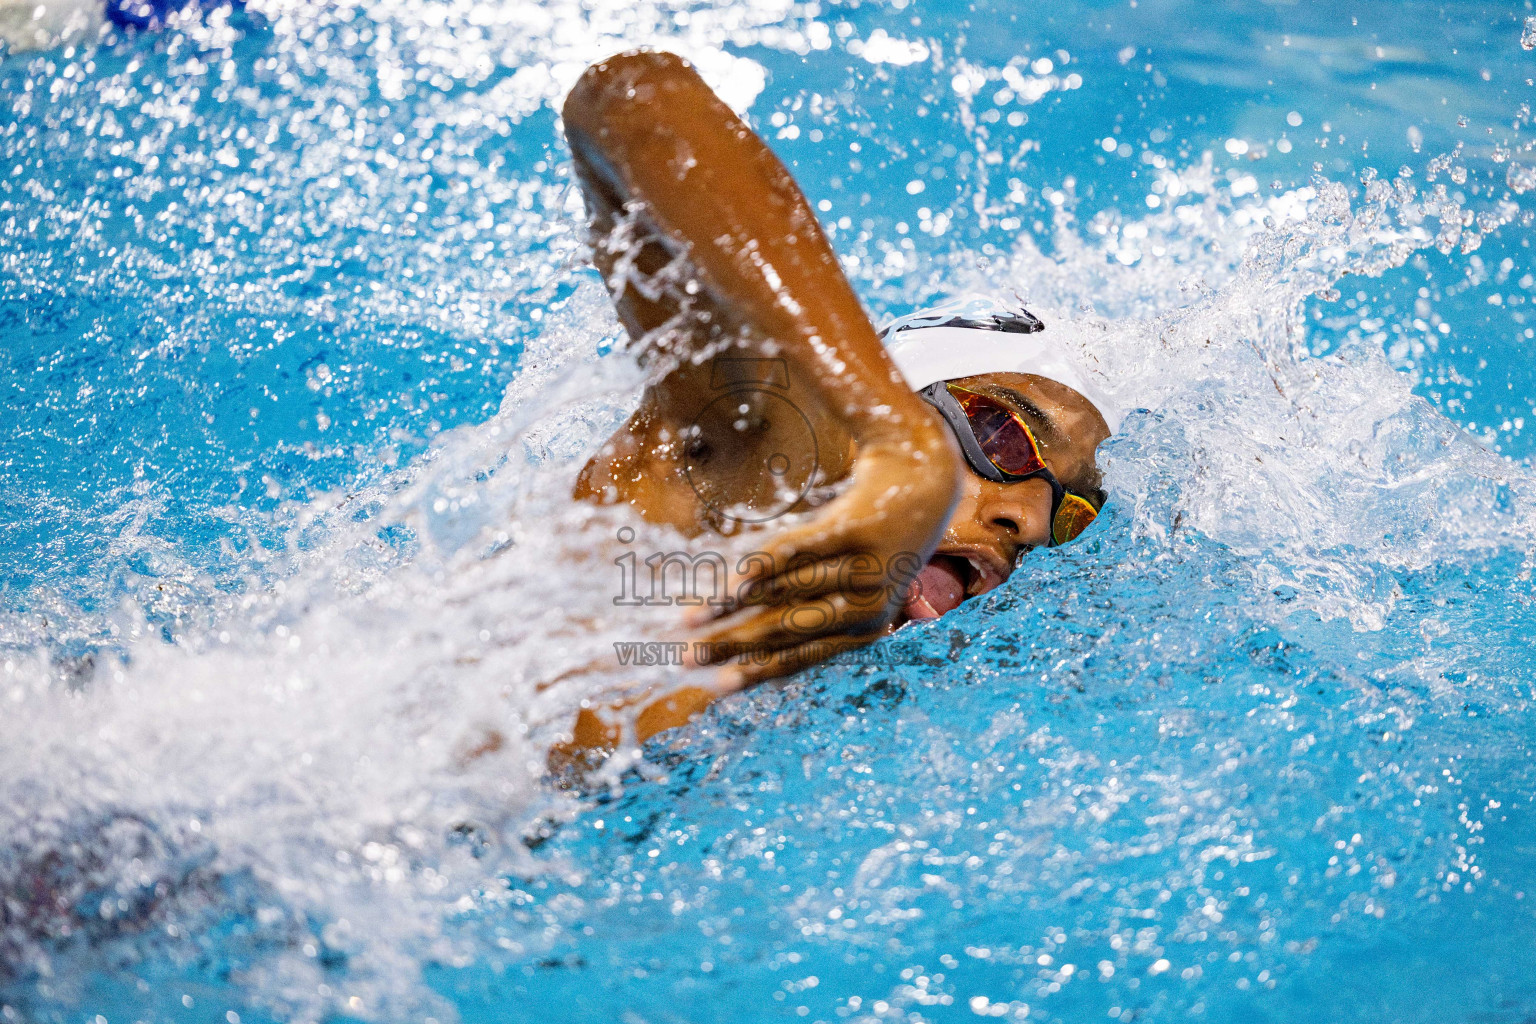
[3,0,1536,1021]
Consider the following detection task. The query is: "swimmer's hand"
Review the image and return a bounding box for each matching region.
[687,419,962,688]
[542,423,959,780]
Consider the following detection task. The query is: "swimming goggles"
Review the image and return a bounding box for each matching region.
[918,381,1100,546]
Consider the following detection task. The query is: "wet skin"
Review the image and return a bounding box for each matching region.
[552,51,1108,766]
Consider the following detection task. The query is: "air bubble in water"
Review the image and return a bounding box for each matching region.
[1508,163,1536,193]
[1457,115,1470,127]
[1522,16,1536,50]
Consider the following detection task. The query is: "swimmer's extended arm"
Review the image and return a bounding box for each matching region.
[563,50,962,688]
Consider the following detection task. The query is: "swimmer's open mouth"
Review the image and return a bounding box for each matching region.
[899,549,1011,622]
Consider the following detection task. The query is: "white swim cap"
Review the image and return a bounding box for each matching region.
[882,302,1124,433]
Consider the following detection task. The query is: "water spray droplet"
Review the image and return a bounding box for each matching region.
[1522,16,1536,51]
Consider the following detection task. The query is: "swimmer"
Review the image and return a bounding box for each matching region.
[552,50,1117,767]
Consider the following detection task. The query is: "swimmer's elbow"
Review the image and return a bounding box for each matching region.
[561,49,693,131]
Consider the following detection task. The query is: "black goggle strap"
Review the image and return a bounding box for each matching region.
[919,381,1082,547]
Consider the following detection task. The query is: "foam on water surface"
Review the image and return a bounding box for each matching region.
[3,1,1536,1021]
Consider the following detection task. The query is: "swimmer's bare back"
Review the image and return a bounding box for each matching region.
[552,51,962,765]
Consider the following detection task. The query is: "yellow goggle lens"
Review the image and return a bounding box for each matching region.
[1052,493,1099,546]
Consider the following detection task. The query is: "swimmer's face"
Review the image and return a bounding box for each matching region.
[899,371,1110,623]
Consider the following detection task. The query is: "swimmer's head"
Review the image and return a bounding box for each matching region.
[882,305,1114,623]
[883,303,1123,431]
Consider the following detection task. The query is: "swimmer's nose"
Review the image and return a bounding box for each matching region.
[988,509,1023,540]
[975,477,1053,549]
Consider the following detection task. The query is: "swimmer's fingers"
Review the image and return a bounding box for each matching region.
[713,632,885,691]
[723,476,947,609]
[687,551,899,622]
[691,536,922,623]
[685,436,956,627]
[687,593,890,672]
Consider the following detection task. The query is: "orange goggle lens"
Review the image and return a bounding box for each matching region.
[947,384,1048,478]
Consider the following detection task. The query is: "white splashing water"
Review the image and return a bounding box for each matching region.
[4,163,1529,1020]
[2,2,1535,1021]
